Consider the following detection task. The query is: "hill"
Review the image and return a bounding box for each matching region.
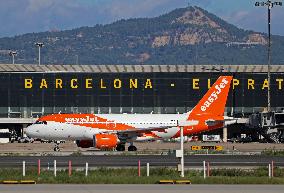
[0,6,283,65]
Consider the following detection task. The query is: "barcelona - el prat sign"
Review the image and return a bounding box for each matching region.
[0,72,283,107]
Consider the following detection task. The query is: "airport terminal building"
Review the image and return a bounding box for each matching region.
[0,63,284,141]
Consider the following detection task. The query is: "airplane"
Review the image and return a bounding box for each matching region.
[25,76,236,151]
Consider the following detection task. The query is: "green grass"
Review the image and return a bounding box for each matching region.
[261,149,284,156]
[1,167,284,184]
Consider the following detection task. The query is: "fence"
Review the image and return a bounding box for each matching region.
[18,159,279,178]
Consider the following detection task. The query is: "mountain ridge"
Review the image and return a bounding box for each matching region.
[0,6,283,65]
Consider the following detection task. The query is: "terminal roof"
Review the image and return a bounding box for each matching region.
[0,64,283,73]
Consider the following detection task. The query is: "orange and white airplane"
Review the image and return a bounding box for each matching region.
[26,76,236,151]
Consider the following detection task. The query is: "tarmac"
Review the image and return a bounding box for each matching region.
[0,154,283,168]
[1,141,284,154]
[0,184,283,193]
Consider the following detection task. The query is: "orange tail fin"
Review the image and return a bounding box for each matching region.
[188,76,233,120]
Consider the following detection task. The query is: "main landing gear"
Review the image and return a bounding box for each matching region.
[128,145,137,151]
[116,144,125,151]
[115,143,137,151]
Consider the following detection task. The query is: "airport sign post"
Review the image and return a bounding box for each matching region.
[138,160,141,177]
[22,161,25,177]
[271,160,274,177]
[203,161,206,179]
[146,163,150,177]
[85,162,89,177]
[69,160,72,176]
[177,120,201,178]
[207,162,210,177]
[175,124,185,178]
[269,164,271,178]
[38,159,41,176]
[54,160,57,177]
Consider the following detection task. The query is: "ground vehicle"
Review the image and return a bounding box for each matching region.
[202,135,221,142]
[0,129,10,143]
[17,135,34,143]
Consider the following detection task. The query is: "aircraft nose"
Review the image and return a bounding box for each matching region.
[25,125,37,138]
[24,126,32,136]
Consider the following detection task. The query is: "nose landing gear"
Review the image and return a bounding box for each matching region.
[53,141,60,151]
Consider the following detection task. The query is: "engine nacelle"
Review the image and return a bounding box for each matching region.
[76,140,93,148]
[93,134,118,150]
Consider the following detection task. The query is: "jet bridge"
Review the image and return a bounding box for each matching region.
[248,112,284,143]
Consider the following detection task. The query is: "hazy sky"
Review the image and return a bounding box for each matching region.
[0,0,283,38]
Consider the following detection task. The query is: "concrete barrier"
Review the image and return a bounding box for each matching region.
[158,180,175,184]
[175,180,191,184]
[2,180,36,184]
[20,180,36,184]
[158,180,191,184]
[2,180,18,184]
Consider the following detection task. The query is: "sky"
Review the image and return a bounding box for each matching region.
[0,0,283,38]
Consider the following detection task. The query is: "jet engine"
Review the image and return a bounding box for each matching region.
[76,134,119,149]
[93,134,118,149]
[76,140,93,148]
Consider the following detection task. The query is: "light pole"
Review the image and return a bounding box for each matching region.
[35,42,44,115]
[9,51,17,64]
[255,0,282,112]
[35,42,44,65]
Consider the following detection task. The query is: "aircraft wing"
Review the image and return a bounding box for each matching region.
[101,120,198,136]
[206,118,238,126]
[104,120,198,135]
[115,126,170,134]
[98,126,173,139]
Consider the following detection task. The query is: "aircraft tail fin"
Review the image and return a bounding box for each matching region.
[188,76,233,120]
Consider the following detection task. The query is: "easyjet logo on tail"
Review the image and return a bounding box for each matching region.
[200,78,229,112]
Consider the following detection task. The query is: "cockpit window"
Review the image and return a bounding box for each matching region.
[35,121,47,125]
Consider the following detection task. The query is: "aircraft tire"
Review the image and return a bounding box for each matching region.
[128,145,137,151]
[116,144,125,151]
[53,147,60,151]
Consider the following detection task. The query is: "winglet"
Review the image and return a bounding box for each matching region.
[188,76,233,120]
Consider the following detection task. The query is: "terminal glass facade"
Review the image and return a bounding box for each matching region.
[0,72,283,118]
